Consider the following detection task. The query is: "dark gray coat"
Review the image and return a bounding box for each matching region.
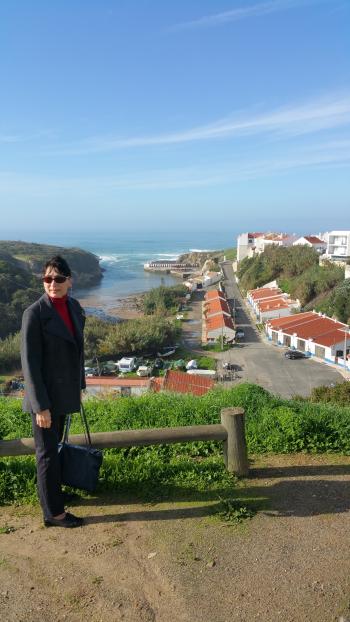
[21,293,86,416]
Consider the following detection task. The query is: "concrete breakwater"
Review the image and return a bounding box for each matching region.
[144,260,199,274]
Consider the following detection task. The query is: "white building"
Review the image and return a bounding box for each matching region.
[323,231,350,260]
[293,235,327,253]
[265,311,350,371]
[203,271,222,287]
[236,232,264,262]
[247,286,300,322]
[237,232,297,263]
[205,314,236,343]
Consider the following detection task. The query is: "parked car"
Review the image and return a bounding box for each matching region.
[284,350,307,359]
[85,367,99,377]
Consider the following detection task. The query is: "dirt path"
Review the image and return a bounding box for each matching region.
[1,454,350,622]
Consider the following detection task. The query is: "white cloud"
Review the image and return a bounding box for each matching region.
[2,136,350,195]
[51,93,350,155]
[172,0,327,31]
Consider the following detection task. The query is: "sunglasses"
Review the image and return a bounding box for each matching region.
[43,275,70,284]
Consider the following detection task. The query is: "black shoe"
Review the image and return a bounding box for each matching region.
[44,512,84,528]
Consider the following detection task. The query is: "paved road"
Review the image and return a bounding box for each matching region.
[216,262,343,398]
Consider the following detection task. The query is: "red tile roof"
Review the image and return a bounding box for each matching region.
[248,232,264,238]
[205,298,231,315]
[206,314,235,330]
[249,288,282,300]
[315,328,348,347]
[258,298,289,311]
[263,232,289,241]
[267,312,348,347]
[163,370,214,396]
[267,312,316,330]
[282,317,345,339]
[304,236,325,244]
[204,290,226,301]
[150,377,164,392]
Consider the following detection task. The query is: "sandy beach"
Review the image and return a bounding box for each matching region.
[77,291,145,321]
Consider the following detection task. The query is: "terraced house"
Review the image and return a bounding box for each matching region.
[265,311,350,372]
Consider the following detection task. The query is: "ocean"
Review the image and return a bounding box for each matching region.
[7,230,237,312]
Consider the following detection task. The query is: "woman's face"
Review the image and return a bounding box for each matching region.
[43,268,72,299]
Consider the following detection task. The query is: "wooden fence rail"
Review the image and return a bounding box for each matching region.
[0,407,249,476]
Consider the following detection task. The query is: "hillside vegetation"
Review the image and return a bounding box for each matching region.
[1,383,350,506]
[0,241,103,288]
[0,241,104,342]
[237,245,348,320]
[0,255,42,339]
[0,284,185,372]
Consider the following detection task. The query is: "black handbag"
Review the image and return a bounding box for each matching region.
[59,405,103,492]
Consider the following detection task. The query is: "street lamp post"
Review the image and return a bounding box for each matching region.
[344,328,349,378]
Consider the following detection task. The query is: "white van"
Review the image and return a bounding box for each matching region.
[117,357,137,373]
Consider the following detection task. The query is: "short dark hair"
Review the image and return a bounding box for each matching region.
[43,255,72,277]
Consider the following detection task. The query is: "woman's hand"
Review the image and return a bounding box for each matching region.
[36,409,52,428]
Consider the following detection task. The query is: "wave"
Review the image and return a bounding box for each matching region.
[188,248,218,253]
[154,253,180,259]
[99,255,123,263]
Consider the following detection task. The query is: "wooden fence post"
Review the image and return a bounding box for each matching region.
[220,407,249,476]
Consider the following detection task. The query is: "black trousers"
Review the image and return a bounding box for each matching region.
[31,413,66,519]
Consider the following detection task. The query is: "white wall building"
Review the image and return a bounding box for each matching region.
[293,235,327,253]
[323,231,350,260]
[237,232,297,263]
[203,271,222,287]
[265,311,350,371]
[236,232,264,262]
[206,315,236,342]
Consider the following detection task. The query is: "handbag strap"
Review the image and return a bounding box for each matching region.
[62,415,71,444]
[79,403,92,446]
[61,404,92,447]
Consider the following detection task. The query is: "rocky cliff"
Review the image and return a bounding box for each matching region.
[0,241,103,288]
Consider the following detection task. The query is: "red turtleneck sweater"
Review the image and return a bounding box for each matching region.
[50,295,75,335]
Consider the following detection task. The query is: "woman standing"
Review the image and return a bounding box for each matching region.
[21,255,86,528]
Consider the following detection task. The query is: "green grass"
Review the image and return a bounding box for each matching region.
[197,356,217,370]
[202,343,231,352]
[222,248,237,262]
[1,383,350,508]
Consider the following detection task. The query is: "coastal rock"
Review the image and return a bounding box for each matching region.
[178,251,222,272]
[0,241,103,288]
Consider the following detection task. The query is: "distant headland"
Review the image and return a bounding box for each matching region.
[0,240,103,288]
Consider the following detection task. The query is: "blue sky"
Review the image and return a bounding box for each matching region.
[0,0,349,235]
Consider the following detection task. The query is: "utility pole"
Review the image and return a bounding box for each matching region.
[344,328,349,378]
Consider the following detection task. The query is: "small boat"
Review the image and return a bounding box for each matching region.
[157,347,176,357]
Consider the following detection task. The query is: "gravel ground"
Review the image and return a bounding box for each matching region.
[1,454,350,622]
